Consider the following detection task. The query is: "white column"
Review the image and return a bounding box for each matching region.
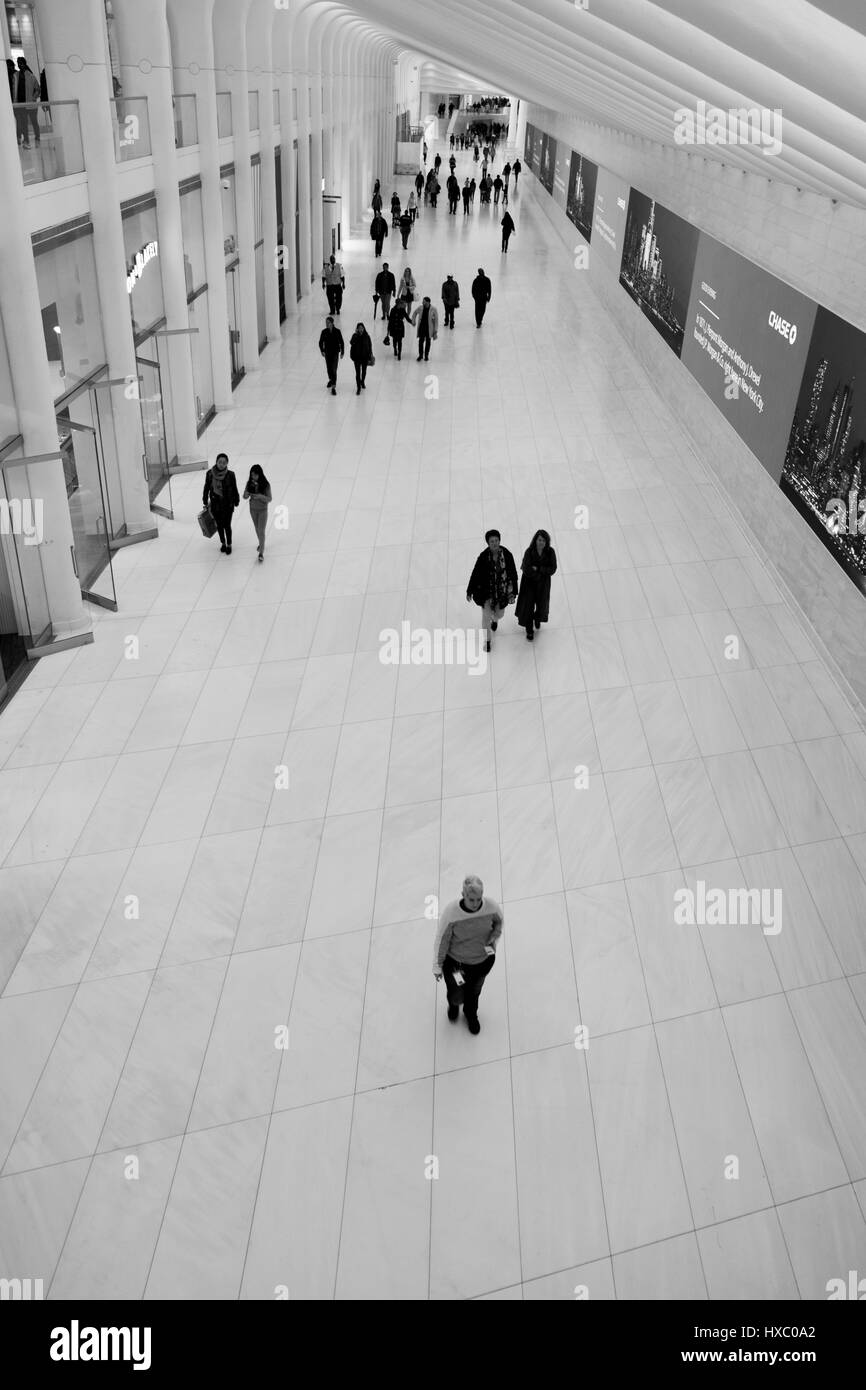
[113,0,198,465]
[515,98,527,154]
[168,0,233,409]
[213,5,258,372]
[507,95,518,147]
[38,0,153,538]
[0,73,90,641]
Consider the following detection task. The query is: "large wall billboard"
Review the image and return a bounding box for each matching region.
[566,151,598,244]
[780,307,866,591]
[619,188,700,357]
[590,168,629,277]
[681,234,816,481]
[539,131,556,194]
[552,142,570,211]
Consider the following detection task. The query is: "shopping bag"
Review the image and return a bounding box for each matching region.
[198,507,217,538]
[369,354,376,367]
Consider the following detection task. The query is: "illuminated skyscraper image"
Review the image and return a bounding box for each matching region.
[618,189,699,356]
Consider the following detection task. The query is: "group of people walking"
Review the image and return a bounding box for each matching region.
[467,527,558,645]
[201,455,272,560]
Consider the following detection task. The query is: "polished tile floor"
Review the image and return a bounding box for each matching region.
[2,140,866,1300]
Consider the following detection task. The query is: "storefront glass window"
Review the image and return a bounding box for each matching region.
[221,168,238,262]
[187,295,214,430]
[121,202,164,341]
[180,183,206,296]
[33,226,106,402]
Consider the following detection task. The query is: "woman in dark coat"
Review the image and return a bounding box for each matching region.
[466,529,519,652]
[515,529,557,640]
[349,322,373,393]
[386,298,412,359]
[203,452,241,554]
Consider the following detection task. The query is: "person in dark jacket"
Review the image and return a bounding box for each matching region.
[6,58,15,107]
[512,157,521,187]
[515,530,557,640]
[469,176,477,204]
[243,465,272,561]
[466,529,518,652]
[386,298,412,359]
[429,176,439,208]
[349,323,373,394]
[318,316,344,394]
[371,188,383,214]
[415,169,424,199]
[375,262,396,339]
[15,58,40,147]
[390,191,401,227]
[448,154,456,173]
[501,210,516,252]
[471,268,492,327]
[462,179,471,214]
[203,453,241,554]
[433,151,441,174]
[370,211,388,257]
[447,174,460,215]
[441,274,460,329]
[398,208,413,249]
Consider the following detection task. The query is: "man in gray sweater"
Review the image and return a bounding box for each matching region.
[433,875,504,1034]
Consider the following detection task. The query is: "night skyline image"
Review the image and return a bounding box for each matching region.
[619,189,700,356]
[566,151,598,243]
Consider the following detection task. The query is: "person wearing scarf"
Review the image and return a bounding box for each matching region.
[515,529,558,641]
[202,452,240,554]
[466,529,518,652]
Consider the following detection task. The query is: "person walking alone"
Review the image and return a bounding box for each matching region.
[398,207,413,249]
[318,315,344,395]
[462,178,471,215]
[370,210,388,258]
[471,267,492,327]
[390,191,401,227]
[349,322,374,394]
[466,528,518,651]
[441,274,460,330]
[515,529,557,640]
[412,296,438,361]
[500,209,515,253]
[371,185,383,215]
[408,188,418,223]
[376,262,396,341]
[493,173,503,204]
[203,453,241,555]
[447,173,460,215]
[502,160,511,194]
[398,266,417,312]
[387,298,412,359]
[415,169,424,200]
[243,465,272,562]
[321,254,345,316]
[469,176,477,205]
[433,875,503,1035]
[512,157,521,188]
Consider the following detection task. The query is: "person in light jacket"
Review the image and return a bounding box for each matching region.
[408,189,418,222]
[243,465,272,561]
[398,266,416,311]
[411,297,438,362]
[203,453,241,555]
[466,528,518,651]
[433,874,503,1035]
[515,529,557,640]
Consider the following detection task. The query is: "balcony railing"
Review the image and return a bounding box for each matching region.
[173,93,198,148]
[111,96,151,161]
[248,89,259,131]
[13,101,84,184]
[216,91,232,138]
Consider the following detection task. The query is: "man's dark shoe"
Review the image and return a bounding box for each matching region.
[447,1004,459,1022]
[535,619,541,629]
[465,1014,481,1035]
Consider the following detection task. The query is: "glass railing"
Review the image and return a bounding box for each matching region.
[273,88,280,126]
[0,447,55,650]
[248,90,259,131]
[216,91,232,138]
[173,93,198,148]
[111,96,151,161]
[13,101,84,184]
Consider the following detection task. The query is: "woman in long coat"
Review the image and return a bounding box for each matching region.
[466,529,519,652]
[515,529,557,640]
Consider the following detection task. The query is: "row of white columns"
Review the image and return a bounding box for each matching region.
[0,0,398,650]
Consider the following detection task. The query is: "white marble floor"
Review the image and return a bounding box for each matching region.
[2,140,866,1301]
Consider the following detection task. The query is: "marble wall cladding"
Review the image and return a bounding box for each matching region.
[526,108,866,715]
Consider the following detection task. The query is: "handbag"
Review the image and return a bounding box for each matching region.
[197,507,217,539]
[369,354,375,366]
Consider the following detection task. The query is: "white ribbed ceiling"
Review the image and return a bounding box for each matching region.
[336,0,866,206]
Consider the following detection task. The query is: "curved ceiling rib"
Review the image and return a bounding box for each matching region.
[318,0,866,207]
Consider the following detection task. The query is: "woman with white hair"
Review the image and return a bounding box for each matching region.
[432,875,504,1035]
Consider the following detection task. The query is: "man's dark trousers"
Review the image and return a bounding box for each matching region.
[474,300,487,326]
[324,354,340,386]
[417,332,431,360]
[443,954,495,1022]
[326,285,342,314]
[444,306,455,329]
